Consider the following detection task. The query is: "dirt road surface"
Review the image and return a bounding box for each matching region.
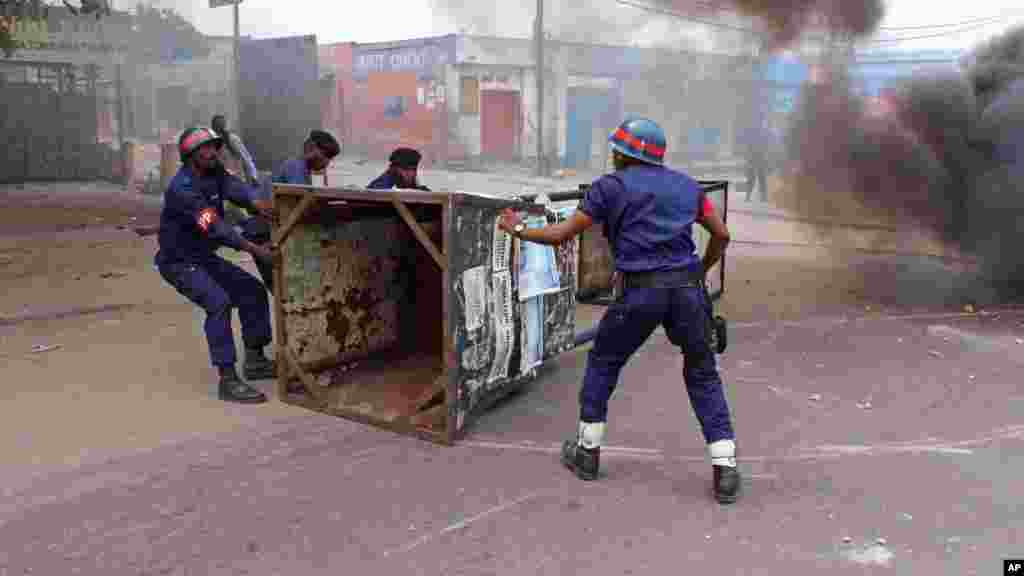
[1,182,1020,575]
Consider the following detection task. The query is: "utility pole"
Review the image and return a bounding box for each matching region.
[534,0,545,177]
[233,0,241,134]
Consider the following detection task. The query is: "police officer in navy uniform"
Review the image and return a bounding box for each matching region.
[156,126,278,404]
[497,117,741,504]
[240,129,342,293]
[367,147,431,190]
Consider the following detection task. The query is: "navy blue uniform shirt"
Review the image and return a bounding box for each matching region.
[579,164,707,273]
[156,166,260,265]
[273,158,311,185]
[367,171,431,191]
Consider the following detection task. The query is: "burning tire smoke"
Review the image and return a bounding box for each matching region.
[649,0,884,49]
[782,25,1024,303]
[727,0,885,47]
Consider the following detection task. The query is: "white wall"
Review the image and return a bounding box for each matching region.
[455,35,567,162]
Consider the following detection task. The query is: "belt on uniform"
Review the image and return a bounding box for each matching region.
[621,267,703,289]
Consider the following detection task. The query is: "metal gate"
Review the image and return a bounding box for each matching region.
[0,59,115,183]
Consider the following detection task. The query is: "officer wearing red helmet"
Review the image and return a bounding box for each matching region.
[155,126,277,404]
[498,117,740,504]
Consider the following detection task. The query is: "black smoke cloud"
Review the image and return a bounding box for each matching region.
[782,25,1024,302]
[650,0,885,49]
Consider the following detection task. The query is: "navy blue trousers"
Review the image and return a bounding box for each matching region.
[158,256,272,367]
[580,285,735,444]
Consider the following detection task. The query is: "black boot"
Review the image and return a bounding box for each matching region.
[218,367,267,404]
[244,347,277,380]
[713,465,741,504]
[561,439,600,481]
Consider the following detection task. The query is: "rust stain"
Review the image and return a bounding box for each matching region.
[324,300,352,350]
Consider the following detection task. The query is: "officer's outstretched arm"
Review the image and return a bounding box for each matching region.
[697,208,730,277]
[499,209,594,246]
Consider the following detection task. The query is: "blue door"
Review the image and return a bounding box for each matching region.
[565,88,614,169]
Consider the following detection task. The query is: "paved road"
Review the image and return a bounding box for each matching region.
[2,305,1021,575]
[1,181,1018,575]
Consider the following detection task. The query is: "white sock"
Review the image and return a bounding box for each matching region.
[578,421,605,450]
[708,439,736,467]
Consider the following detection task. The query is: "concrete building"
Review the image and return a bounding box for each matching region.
[334,32,758,171]
[348,35,455,166]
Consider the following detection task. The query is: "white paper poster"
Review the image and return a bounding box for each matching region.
[461,265,488,332]
[492,217,512,272]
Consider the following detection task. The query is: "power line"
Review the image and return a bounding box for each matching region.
[866,18,1021,44]
[878,10,1023,31]
[612,0,761,34]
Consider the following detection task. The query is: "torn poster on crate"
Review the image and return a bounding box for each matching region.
[488,269,514,383]
[461,265,488,332]
[492,216,512,272]
[517,216,561,301]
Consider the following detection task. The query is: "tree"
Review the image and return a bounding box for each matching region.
[130,2,212,63]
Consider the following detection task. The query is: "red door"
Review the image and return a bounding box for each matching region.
[480,90,521,161]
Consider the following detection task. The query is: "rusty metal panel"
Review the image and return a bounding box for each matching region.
[281,215,407,365]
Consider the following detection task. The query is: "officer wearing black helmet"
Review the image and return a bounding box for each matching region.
[155,126,277,404]
[367,147,431,191]
[497,117,741,504]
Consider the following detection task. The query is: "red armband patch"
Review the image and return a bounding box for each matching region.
[699,196,715,221]
[197,208,218,232]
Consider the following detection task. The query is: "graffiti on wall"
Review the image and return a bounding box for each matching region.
[353,36,456,80]
[0,14,130,53]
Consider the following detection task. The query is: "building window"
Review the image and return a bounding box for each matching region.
[461,76,479,116]
[384,95,407,119]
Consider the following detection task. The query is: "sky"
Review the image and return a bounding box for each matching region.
[115,0,1024,52]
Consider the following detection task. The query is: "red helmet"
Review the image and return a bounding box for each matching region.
[178,126,223,162]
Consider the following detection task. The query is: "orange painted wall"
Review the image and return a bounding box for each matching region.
[351,71,448,167]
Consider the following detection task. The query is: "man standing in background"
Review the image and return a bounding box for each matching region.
[738,54,772,204]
